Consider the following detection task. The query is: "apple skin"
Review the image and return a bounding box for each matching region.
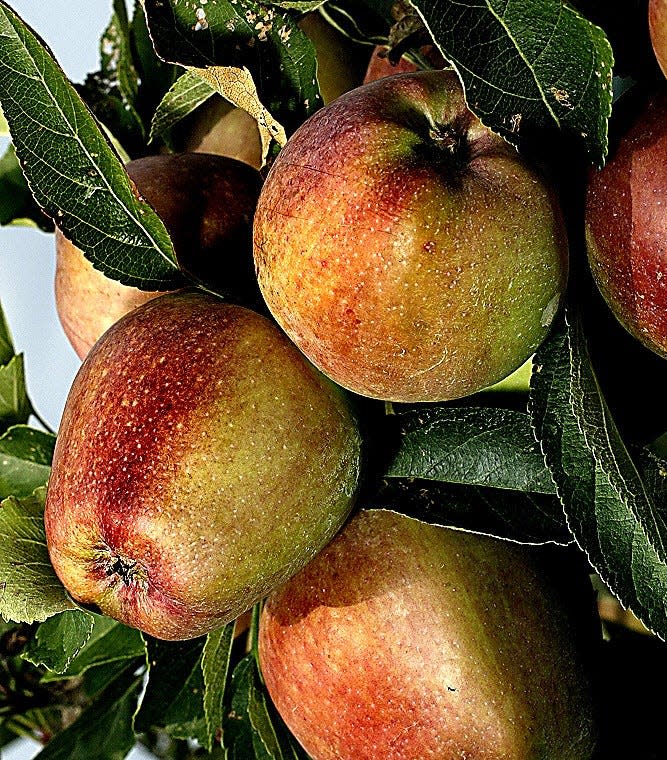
[259,509,599,760]
[649,0,667,78]
[253,71,568,403]
[585,92,667,359]
[55,153,262,359]
[44,290,362,641]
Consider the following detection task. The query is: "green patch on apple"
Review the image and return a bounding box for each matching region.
[254,70,568,402]
[45,290,362,640]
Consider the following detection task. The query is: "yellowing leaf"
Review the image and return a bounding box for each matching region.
[190,66,286,166]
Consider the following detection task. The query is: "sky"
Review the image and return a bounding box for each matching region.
[0,3,154,758]
[0,1,130,429]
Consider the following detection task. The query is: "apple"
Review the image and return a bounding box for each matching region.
[363,45,420,84]
[585,91,667,359]
[44,290,362,641]
[55,152,262,359]
[363,45,447,84]
[253,71,569,403]
[259,509,600,760]
[649,0,667,77]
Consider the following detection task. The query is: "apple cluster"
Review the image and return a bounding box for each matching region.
[44,16,667,759]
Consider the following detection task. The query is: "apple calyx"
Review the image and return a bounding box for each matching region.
[93,542,148,592]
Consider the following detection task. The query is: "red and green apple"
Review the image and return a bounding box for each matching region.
[585,92,667,358]
[45,290,362,640]
[260,509,599,760]
[253,71,568,403]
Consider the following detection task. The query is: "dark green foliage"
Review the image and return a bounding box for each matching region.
[0,1,663,758]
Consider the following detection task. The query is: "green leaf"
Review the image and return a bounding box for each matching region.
[202,621,235,751]
[142,0,322,134]
[98,4,144,136]
[223,655,302,760]
[377,479,569,545]
[0,355,32,431]
[149,71,216,144]
[42,616,145,682]
[0,144,51,229]
[410,0,614,164]
[22,609,95,673]
[0,102,7,135]
[0,1,182,290]
[529,309,667,638]
[83,657,138,699]
[135,636,208,745]
[136,621,235,749]
[636,448,667,508]
[0,489,75,624]
[0,425,55,499]
[385,407,555,494]
[0,425,54,465]
[129,0,180,116]
[34,664,142,760]
[0,724,16,747]
[0,304,34,433]
[78,0,178,155]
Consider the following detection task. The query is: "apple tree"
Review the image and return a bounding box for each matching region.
[0,0,665,758]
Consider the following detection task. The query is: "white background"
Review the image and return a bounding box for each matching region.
[0,3,155,758]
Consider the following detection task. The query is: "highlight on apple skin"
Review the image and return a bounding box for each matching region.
[585,91,667,359]
[649,0,667,78]
[55,152,262,359]
[253,70,568,403]
[44,290,362,641]
[259,509,600,760]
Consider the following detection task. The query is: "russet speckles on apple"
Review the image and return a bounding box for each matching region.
[253,71,568,402]
[44,291,362,640]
